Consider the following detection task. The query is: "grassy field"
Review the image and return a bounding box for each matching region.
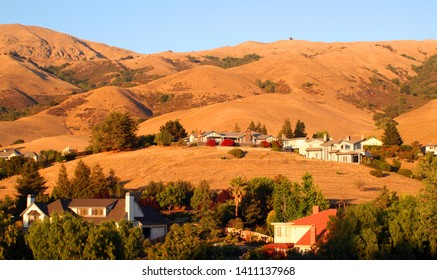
[0,146,424,204]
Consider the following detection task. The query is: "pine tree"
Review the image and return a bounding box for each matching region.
[15,161,47,210]
[277,119,294,138]
[106,169,125,198]
[294,119,307,137]
[248,121,256,131]
[382,121,403,146]
[255,122,262,133]
[71,160,91,198]
[90,164,108,198]
[261,124,268,135]
[89,111,138,153]
[52,164,72,199]
[233,122,241,132]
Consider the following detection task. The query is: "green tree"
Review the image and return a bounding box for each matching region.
[159,120,187,142]
[300,172,329,216]
[146,223,210,260]
[312,130,330,139]
[242,177,275,227]
[156,181,193,210]
[106,169,125,198]
[15,161,47,210]
[71,160,91,198]
[277,119,294,138]
[233,122,241,132]
[294,119,307,137]
[0,210,26,260]
[89,111,138,152]
[154,130,172,146]
[272,175,299,222]
[261,124,268,135]
[229,176,247,218]
[382,120,403,146]
[52,164,72,199]
[89,164,108,198]
[117,219,145,259]
[190,181,216,234]
[248,121,256,131]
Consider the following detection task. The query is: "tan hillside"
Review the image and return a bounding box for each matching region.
[0,86,151,145]
[0,146,424,203]
[396,99,437,144]
[131,65,263,97]
[138,92,375,139]
[0,24,136,65]
[0,55,80,109]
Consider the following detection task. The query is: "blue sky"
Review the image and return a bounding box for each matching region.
[2,0,436,54]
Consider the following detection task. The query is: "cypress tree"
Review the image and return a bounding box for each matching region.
[382,121,403,146]
[294,119,307,137]
[52,164,72,199]
[15,161,47,210]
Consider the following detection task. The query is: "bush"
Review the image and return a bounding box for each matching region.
[228,148,245,158]
[370,169,385,178]
[378,161,392,172]
[206,139,217,147]
[12,139,25,145]
[260,141,271,148]
[221,139,235,146]
[398,169,413,178]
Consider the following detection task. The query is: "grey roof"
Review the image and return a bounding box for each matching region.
[136,205,168,226]
[0,149,22,158]
[68,199,118,208]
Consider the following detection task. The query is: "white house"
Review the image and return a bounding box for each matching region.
[424,144,437,155]
[21,192,168,242]
[361,136,383,147]
[0,149,22,160]
[270,206,337,252]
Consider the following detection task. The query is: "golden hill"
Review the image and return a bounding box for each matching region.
[138,93,376,139]
[0,146,424,203]
[0,24,136,65]
[396,99,437,144]
[0,55,80,109]
[0,86,151,145]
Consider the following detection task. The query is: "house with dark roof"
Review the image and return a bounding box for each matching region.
[188,129,277,146]
[269,206,337,252]
[21,192,168,242]
[0,148,22,160]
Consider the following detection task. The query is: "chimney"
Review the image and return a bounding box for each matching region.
[361,135,365,140]
[27,194,35,207]
[312,205,320,215]
[323,134,328,142]
[245,129,252,143]
[347,136,351,141]
[125,192,135,222]
[310,225,316,245]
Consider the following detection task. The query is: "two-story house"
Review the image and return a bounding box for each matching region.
[21,192,168,242]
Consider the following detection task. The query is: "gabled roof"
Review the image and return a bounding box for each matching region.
[0,149,22,158]
[338,137,363,145]
[291,209,337,246]
[320,140,338,146]
[135,205,168,226]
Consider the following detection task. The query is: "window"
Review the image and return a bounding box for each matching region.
[91,208,104,216]
[275,227,283,237]
[77,208,88,216]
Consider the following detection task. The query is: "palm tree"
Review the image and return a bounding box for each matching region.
[229,176,247,218]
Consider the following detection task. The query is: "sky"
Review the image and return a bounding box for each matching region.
[1,0,436,54]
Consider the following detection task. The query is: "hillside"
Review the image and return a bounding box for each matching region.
[396,99,437,144]
[138,92,375,139]
[0,86,151,145]
[0,24,136,65]
[0,55,80,110]
[0,146,424,203]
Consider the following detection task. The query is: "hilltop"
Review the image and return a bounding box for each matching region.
[0,24,437,147]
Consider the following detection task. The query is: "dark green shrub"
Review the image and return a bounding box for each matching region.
[370,169,385,178]
[12,139,25,145]
[398,169,413,178]
[228,148,245,158]
[378,161,392,172]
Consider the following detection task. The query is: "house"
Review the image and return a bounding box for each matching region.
[424,144,437,155]
[270,206,337,252]
[0,148,22,160]
[301,138,324,159]
[361,136,383,147]
[21,192,168,242]
[190,129,277,146]
[23,151,39,161]
[281,136,307,151]
[335,136,364,163]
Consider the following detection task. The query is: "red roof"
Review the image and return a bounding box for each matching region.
[291,209,337,246]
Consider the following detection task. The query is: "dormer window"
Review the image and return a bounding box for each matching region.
[91,208,104,216]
